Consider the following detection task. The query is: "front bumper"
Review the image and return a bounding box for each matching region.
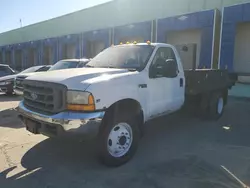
[14,88,23,95]
[17,101,105,137]
[0,83,13,92]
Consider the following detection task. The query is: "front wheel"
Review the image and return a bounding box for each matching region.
[98,114,140,167]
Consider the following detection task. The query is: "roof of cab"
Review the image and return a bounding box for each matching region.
[113,42,172,47]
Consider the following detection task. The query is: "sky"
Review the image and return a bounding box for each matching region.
[0,0,112,33]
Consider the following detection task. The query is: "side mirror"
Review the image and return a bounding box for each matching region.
[165,59,178,78]
[150,58,177,78]
[150,58,166,78]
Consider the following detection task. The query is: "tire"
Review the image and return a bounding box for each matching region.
[208,92,224,120]
[98,112,140,167]
[197,94,210,119]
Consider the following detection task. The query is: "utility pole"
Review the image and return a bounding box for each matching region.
[20,19,22,28]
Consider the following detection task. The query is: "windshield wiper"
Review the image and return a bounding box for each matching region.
[85,65,95,68]
[105,67,138,71]
[89,66,138,71]
[126,68,138,72]
[97,66,117,69]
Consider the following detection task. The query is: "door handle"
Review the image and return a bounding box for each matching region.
[139,84,147,88]
[180,78,183,87]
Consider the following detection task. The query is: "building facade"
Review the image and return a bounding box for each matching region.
[0,0,250,82]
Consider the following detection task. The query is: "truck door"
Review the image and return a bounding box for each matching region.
[147,47,184,117]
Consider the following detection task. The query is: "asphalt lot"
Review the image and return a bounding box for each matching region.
[0,93,250,188]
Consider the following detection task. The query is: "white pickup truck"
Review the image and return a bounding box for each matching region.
[17,43,237,166]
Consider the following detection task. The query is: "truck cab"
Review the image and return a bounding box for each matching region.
[84,43,185,121]
[17,43,236,167]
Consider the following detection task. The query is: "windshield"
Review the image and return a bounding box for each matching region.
[77,60,90,68]
[19,66,43,74]
[49,61,79,71]
[86,45,154,70]
[0,66,15,77]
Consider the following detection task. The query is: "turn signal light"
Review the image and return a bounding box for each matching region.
[67,104,95,111]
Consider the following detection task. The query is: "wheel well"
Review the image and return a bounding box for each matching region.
[99,99,144,135]
[185,88,228,110]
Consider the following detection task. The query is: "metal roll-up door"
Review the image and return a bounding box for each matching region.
[166,29,202,69]
[234,23,250,83]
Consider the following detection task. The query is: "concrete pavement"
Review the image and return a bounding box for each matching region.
[0,95,249,188]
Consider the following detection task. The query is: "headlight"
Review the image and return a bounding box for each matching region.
[67,91,95,111]
[0,81,12,85]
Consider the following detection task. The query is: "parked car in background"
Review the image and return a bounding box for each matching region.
[14,59,90,95]
[0,65,51,95]
[48,58,90,71]
[0,64,16,77]
[0,64,20,94]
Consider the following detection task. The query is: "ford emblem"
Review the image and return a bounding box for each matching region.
[31,93,38,100]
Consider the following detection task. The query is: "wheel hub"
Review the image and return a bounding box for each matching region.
[119,136,127,145]
[107,122,133,158]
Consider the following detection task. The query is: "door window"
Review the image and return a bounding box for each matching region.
[150,47,178,78]
[152,47,176,66]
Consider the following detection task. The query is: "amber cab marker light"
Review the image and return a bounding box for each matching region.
[146,40,151,45]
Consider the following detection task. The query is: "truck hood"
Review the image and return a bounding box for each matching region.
[26,68,133,90]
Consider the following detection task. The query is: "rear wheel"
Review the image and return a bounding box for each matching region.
[208,92,224,120]
[98,113,140,167]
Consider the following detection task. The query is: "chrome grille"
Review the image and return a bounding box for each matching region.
[23,80,67,114]
[15,76,27,90]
